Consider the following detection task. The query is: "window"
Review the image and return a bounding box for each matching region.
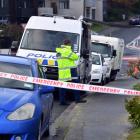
[91,42,112,58]
[59,0,69,9]
[24,1,27,8]
[86,7,90,18]
[0,0,7,8]
[38,0,45,7]
[92,9,95,19]
[0,62,33,90]
[92,54,101,65]
[21,29,80,53]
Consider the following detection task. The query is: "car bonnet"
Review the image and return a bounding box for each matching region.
[0,88,35,111]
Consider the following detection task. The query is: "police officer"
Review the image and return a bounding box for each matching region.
[56,39,86,105]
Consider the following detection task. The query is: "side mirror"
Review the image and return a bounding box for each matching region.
[9,41,19,55]
[40,85,54,94]
[112,50,117,57]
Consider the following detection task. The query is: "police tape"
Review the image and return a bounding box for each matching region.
[0,71,140,96]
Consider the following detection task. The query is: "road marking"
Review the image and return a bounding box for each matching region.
[126,36,140,50]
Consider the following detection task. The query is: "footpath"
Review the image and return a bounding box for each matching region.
[49,92,130,140]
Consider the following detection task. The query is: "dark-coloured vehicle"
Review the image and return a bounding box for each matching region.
[129,15,140,25]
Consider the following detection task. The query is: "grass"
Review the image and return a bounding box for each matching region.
[91,23,108,32]
[127,128,140,140]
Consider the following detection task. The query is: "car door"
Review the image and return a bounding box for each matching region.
[101,56,107,78]
[38,66,52,124]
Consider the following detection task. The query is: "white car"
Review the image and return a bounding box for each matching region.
[90,52,107,85]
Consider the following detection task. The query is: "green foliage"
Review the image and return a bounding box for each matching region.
[107,8,125,21]
[91,23,108,32]
[0,24,23,41]
[125,96,140,127]
[127,127,140,140]
[134,84,140,91]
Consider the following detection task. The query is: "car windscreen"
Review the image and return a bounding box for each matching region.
[21,29,80,53]
[91,42,112,58]
[92,54,101,65]
[0,62,33,90]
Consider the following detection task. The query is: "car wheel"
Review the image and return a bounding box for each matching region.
[38,121,42,140]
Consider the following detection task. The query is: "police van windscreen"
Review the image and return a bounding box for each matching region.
[91,42,112,58]
[20,29,80,52]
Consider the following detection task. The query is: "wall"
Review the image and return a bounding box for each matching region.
[70,0,84,18]
[95,0,103,21]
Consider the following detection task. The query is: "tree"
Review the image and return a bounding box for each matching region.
[111,0,138,8]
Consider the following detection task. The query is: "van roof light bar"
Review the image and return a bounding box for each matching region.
[40,13,76,20]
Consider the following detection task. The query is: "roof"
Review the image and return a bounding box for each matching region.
[0,55,35,66]
[25,16,82,34]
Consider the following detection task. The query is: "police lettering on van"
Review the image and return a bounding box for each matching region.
[26,53,57,59]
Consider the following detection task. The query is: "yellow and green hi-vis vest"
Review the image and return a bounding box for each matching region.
[56,45,79,81]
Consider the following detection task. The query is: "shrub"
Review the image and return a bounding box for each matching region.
[0,24,23,41]
[125,84,140,127]
[125,96,140,127]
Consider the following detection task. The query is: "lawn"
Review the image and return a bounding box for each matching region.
[127,128,140,140]
[91,23,108,32]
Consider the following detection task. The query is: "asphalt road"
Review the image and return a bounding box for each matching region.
[44,26,140,140]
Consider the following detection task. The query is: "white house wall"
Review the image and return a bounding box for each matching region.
[85,0,96,7]
[95,0,103,21]
[40,0,103,21]
[70,0,84,18]
[45,0,59,7]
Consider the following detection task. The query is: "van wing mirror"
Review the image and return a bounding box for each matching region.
[112,50,117,57]
[10,41,19,55]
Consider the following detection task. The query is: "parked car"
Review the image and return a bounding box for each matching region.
[90,52,107,85]
[129,15,140,25]
[0,55,54,140]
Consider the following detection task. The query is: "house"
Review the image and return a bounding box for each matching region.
[0,0,45,23]
[0,0,103,23]
[39,0,103,21]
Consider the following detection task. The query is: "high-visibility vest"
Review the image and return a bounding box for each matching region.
[56,45,79,81]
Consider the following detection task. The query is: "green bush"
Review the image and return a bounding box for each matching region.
[0,24,23,41]
[125,84,140,127]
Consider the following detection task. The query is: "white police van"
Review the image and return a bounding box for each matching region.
[16,15,92,84]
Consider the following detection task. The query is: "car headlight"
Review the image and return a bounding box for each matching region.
[7,103,35,120]
[92,69,101,74]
